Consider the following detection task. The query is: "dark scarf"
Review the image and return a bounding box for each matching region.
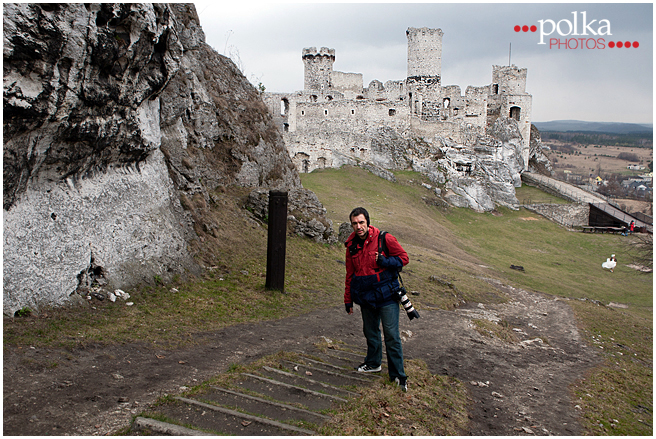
[348,233,367,256]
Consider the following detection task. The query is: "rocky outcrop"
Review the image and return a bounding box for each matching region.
[158,4,300,201]
[528,124,554,176]
[246,188,336,243]
[352,117,531,211]
[2,4,306,315]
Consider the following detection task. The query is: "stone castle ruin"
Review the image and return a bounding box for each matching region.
[264,27,550,211]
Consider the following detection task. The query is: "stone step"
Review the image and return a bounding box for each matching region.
[130,345,383,435]
[280,359,375,388]
[294,353,378,381]
[309,349,388,373]
[258,366,360,398]
[147,396,316,436]
[235,373,347,412]
[303,350,360,370]
[204,386,330,426]
[132,416,216,435]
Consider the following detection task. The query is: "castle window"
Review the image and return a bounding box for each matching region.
[443,98,450,108]
[283,123,289,132]
[492,84,499,94]
[311,95,318,102]
[301,110,305,116]
[389,109,396,116]
[351,109,355,115]
[327,95,333,101]
[280,98,289,116]
[324,109,328,115]
[356,95,364,100]
[510,106,521,121]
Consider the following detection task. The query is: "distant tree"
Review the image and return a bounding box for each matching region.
[623,233,653,274]
[617,152,640,162]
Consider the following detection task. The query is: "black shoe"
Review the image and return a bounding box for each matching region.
[356,363,382,373]
[394,377,408,392]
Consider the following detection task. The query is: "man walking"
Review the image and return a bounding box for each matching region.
[344,207,409,391]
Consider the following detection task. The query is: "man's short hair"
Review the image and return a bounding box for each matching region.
[349,207,370,226]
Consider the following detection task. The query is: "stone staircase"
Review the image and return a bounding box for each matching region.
[130,345,386,435]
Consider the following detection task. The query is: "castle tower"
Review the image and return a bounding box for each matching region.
[491,65,527,95]
[406,27,443,79]
[488,65,532,153]
[406,27,443,120]
[302,47,335,93]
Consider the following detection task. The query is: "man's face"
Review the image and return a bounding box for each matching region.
[351,214,368,239]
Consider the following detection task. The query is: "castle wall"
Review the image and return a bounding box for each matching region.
[365,80,386,100]
[463,86,489,128]
[282,99,411,172]
[292,99,410,134]
[331,70,363,97]
[384,80,406,101]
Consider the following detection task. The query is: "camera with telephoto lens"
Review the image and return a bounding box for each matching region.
[395,286,420,320]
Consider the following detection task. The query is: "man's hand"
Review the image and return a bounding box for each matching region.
[345,303,353,314]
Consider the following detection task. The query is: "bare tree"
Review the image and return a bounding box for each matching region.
[623,233,653,273]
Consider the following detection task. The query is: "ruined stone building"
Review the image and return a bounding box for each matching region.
[263,27,534,180]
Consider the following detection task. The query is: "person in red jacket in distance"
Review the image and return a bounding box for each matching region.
[344,207,409,391]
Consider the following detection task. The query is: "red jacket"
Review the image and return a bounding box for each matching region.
[344,226,409,308]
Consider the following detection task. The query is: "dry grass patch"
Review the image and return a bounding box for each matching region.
[319,358,469,435]
[472,319,520,344]
[568,300,653,435]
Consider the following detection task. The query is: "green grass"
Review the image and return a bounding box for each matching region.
[515,183,571,204]
[445,205,652,308]
[4,231,346,349]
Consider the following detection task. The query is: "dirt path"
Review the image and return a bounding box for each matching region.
[3,281,598,436]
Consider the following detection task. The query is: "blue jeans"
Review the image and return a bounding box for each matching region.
[361,302,406,381]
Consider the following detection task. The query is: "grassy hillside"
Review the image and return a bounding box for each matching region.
[5,166,652,435]
[302,166,652,435]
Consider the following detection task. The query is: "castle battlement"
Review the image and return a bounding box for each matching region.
[302,47,335,59]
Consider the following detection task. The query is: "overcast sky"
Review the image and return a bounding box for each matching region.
[193,2,653,124]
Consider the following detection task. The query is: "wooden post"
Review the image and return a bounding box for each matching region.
[265,190,288,291]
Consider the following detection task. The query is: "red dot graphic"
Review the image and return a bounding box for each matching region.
[522,25,529,32]
[514,25,521,32]
[633,41,640,48]
[625,41,631,48]
[530,25,537,32]
[617,41,624,48]
[608,41,615,48]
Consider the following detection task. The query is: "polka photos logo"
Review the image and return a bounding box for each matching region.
[515,11,639,50]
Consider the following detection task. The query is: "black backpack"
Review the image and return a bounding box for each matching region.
[378,231,401,273]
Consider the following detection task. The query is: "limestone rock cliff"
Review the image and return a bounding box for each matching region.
[2,4,309,315]
[528,124,554,176]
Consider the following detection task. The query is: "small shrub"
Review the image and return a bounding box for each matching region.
[14,307,32,318]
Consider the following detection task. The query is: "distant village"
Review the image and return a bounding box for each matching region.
[543,134,653,212]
